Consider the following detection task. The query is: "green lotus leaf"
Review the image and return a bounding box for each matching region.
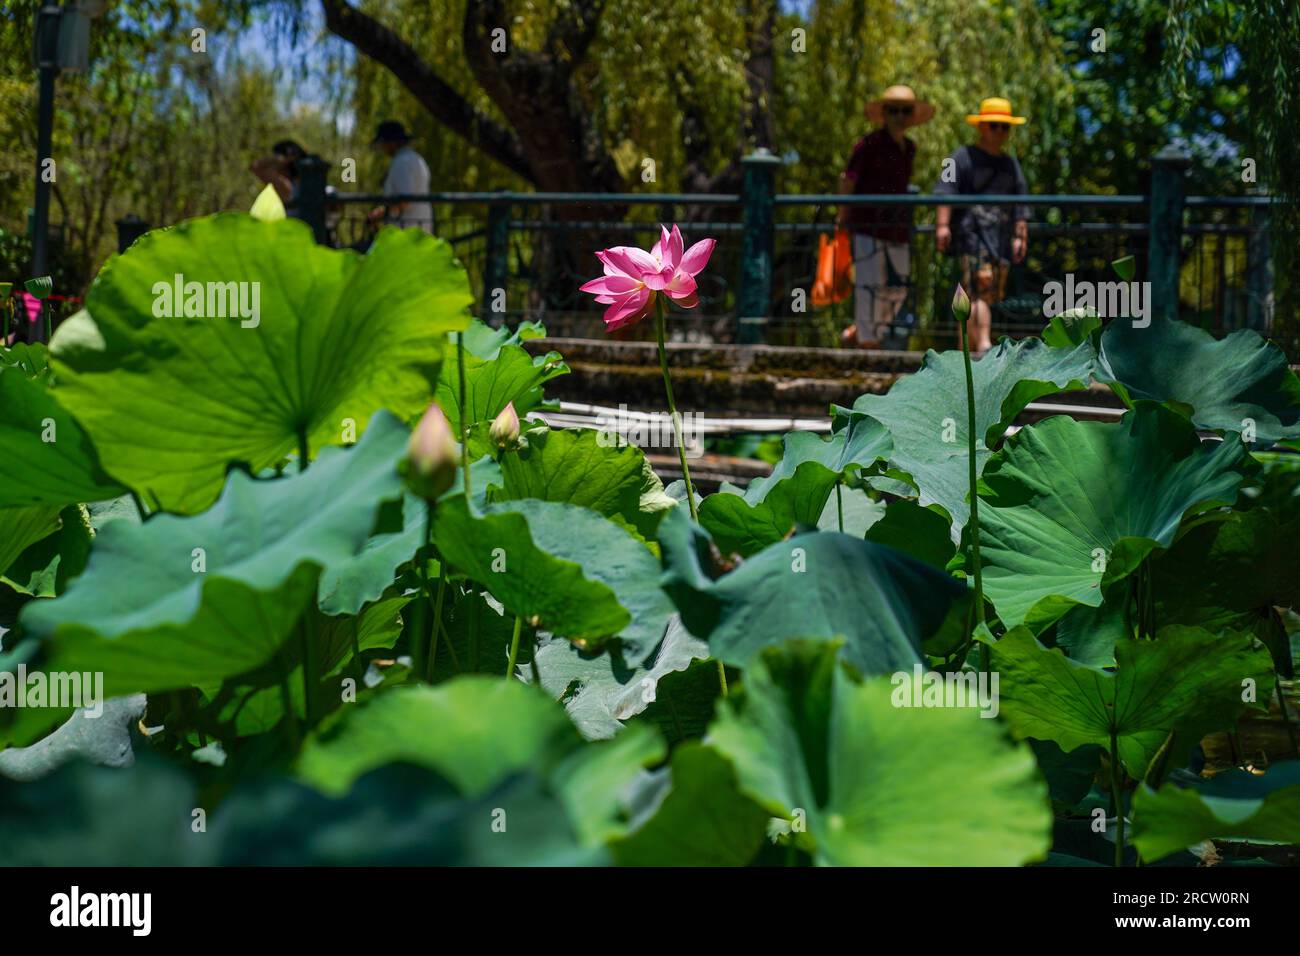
[816,483,887,537]
[435,498,675,659]
[698,421,891,557]
[316,456,500,616]
[296,677,579,797]
[0,342,51,381]
[1152,507,1300,637]
[206,595,407,738]
[48,214,471,513]
[1131,762,1300,862]
[709,640,1051,866]
[611,742,771,866]
[1042,306,1101,348]
[863,499,957,570]
[0,506,62,579]
[488,426,675,540]
[851,337,1095,532]
[461,317,547,360]
[16,411,410,703]
[988,625,1274,776]
[0,364,125,508]
[435,342,568,458]
[531,613,710,740]
[0,752,604,865]
[1,505,91,597]
[978,403,1246,629]
[658,507,966,676]
[551,722,667,847]
[1096,318,1300,443]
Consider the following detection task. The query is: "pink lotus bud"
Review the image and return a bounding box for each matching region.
[490,401,521,449]
[402,403,458,500]
[952,284,971,322]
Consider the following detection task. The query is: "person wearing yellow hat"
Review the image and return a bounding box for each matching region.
[837,85,934,349]
[933,97,1030,355]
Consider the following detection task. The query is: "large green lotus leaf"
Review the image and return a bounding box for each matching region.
[0,342,51,380]
[0,365,124,508]
[851,337,1095,531]
[988,625,1274,776]
[1097,318,1300,443]
[1042,306,1101,349]
[0,752,603,865]
[816,483,887,537]
[551,721,666,847]
[435,342,568,457]
[317,456,502,616]
[296,678,579,797]
[1131,762,1300,861]
[658,507,965,676]
[863,499,956,570]
[436,498,678,658]
[978,403,1246,629]
[531,614,710,739]
[16,411,409,699]
[206,596,407,738]
[0,505,61,578]
[461,317,548,360]
[488,427,675,540]
[48,215,471,513]
[1152,508,1300,636]
[611,742,771,866]
[213,764,607,866]
[709,640,1051,866]
[1,505,92,597]
[699,421,891,557]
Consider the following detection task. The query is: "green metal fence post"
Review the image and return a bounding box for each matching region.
[484,199,510,324]
[295,155,328,244]
[737,148,782,344]
[1147,145,1191,325]
[1246,189,1273,333]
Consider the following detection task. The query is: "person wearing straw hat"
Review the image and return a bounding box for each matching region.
[933,97,1030,356]
[837,85,934,349]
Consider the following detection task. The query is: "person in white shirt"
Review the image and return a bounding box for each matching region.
[367,121,434,234]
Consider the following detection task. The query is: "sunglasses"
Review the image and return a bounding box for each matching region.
[885,105,914,116]
[986,122,1011,132]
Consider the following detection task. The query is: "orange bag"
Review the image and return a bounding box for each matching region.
[812,229,853,307]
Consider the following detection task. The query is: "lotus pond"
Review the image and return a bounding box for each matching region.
[1,208,1298,868]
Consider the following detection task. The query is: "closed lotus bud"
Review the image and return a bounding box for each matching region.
[951,283,971,322]
[402,403,459,500]
[489,402,521,449]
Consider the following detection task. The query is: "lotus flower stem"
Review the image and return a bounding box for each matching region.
[1110,725,1126,866]
[297,426,309,473]
[426,564,447,683]
[955,288,986,634]
[457,331,471,501]
[505,614,523,681]
[835,482,844,532]
[716,659,729,697]
[654,297,697,521]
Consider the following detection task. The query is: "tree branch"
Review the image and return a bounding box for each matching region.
[317,0,533,183]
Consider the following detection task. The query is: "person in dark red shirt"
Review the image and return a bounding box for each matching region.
[837,85,933,348]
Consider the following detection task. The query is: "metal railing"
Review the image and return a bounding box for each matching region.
[276,147,1275,348]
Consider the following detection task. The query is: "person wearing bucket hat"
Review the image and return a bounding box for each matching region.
[933,97,1030,355]
[366,120,433,234]
[836,85,934,349]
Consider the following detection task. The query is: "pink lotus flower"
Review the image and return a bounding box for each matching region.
[580,224,716,332]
